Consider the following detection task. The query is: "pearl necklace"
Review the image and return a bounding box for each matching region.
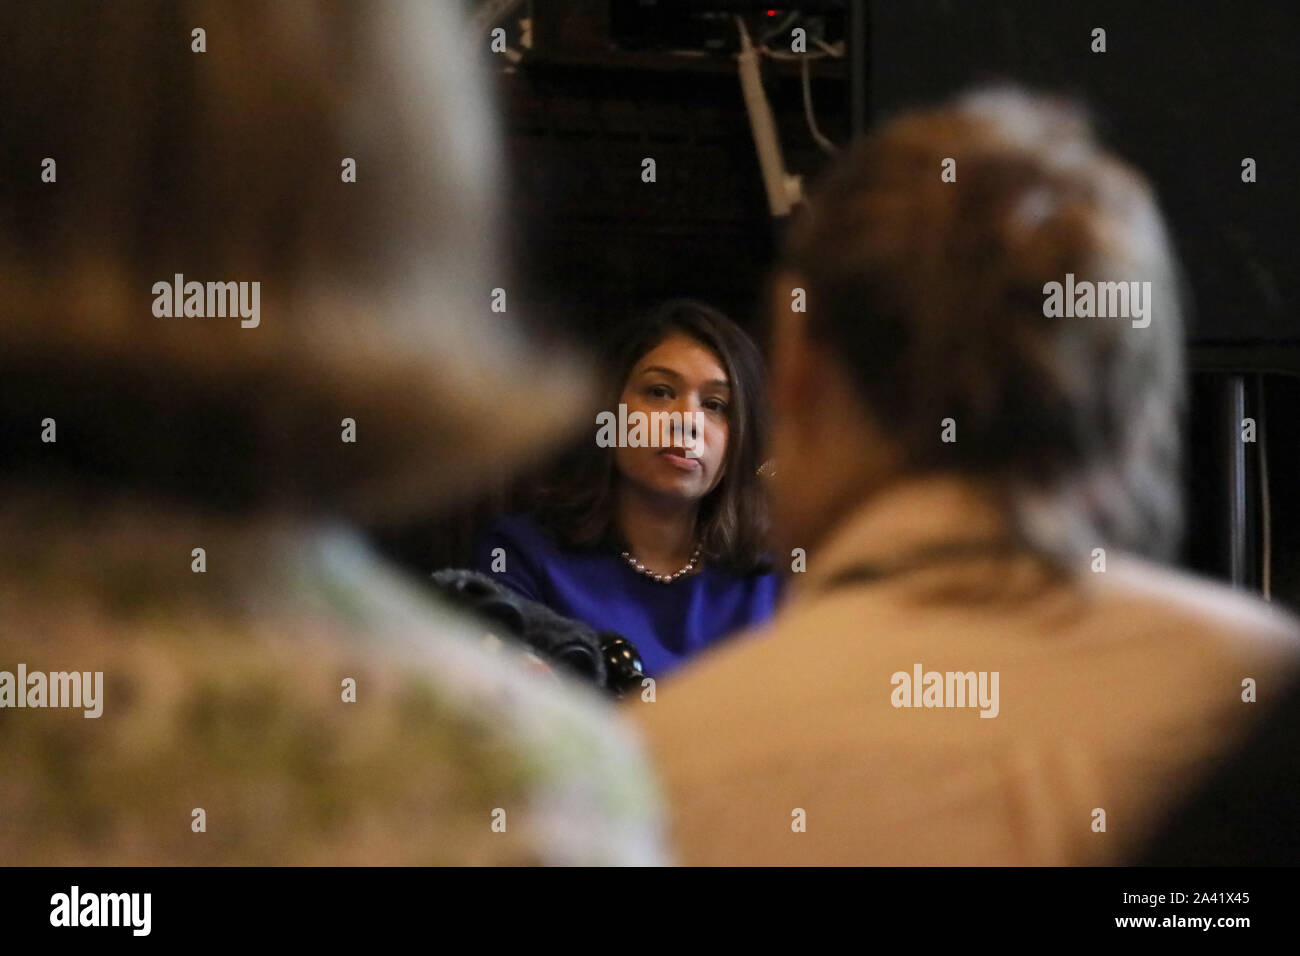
[620,546,701,583]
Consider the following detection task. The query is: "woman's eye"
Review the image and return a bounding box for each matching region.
[647,384,672,399]
[705,399,729,414]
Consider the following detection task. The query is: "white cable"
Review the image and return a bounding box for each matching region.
[735,16,802,217]
[802,53,838,154]
[1259,378,1272,600]
[751,42,841,154]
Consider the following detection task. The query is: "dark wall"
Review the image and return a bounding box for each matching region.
[867,0,1300,345]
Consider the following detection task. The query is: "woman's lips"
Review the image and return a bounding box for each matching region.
[658,449,701,470]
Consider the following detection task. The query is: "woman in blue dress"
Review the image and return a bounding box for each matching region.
[474,300,781,678]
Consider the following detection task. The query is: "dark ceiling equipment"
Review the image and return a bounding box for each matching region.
[864,0,1300,351]
[609,2,845,54]
[489,2,848,340]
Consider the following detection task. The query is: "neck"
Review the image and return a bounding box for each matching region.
[773,391,905,559]
[616,485,699,573]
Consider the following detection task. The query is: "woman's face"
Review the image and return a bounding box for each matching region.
[614,332,731,506]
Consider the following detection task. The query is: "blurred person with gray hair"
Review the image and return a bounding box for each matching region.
[0,2,663,864]
[632,87,1300,866]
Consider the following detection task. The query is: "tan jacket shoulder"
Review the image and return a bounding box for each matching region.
[632,490,1300,866]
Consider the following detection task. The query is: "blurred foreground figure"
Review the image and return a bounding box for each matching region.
[633,87,1300,865]
[0,2,662,864]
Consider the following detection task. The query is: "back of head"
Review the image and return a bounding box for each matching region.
[0,1,589,519]
[780,86,1186,561]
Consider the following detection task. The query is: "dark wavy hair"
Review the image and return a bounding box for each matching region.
[533,300,772,574]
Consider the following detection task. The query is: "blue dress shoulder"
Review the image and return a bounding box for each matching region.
[471,513,780,678]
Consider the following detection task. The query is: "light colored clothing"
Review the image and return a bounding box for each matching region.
[0,490,665,865]
[631,476,1300,865]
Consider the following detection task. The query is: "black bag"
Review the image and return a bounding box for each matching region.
[429,569,646,697]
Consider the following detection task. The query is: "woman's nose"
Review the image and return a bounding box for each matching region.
[675,400,700,444]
